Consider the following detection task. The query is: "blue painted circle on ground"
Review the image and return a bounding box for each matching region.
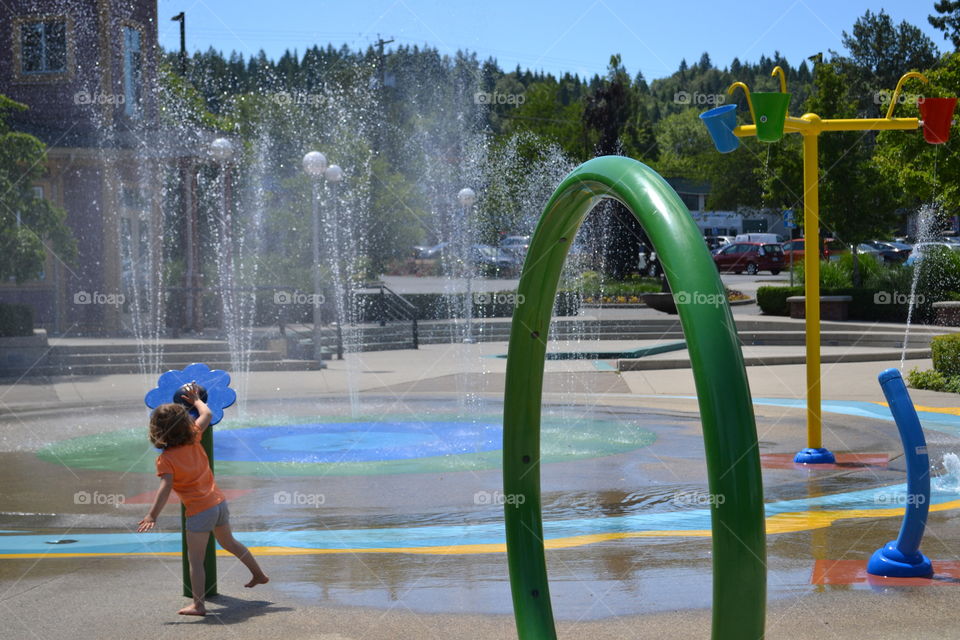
[214,421,502,463]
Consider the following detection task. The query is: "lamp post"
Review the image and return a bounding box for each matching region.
[303,151,328,362]
[324,164,344,359]
[209,138,234,343]
[457,187,477,344]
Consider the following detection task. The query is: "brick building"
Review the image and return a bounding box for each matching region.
[0,0,163,335]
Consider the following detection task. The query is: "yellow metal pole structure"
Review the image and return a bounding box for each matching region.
[719,72,928,464]
[799,116,829,461]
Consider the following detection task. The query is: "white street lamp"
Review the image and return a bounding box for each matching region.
[324,164,344,183]
[210,138,236,344]
[458,187,477,344]
[209,137,234,163]
[302,150,328,177]
[457,187,476,207]
[303,151,346,362]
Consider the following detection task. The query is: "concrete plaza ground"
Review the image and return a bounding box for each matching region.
[3,288,960,640]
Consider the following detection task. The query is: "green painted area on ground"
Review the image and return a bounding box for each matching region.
[36,414,657,476]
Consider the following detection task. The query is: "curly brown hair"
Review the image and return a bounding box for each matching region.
[149,404,196,449]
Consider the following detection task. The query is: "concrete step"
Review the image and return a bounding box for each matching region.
[52,350,284,366]
[7,358,324,377]
[619,348,932,371]
[47,341,232,354]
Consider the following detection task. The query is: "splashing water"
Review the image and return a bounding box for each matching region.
[934,452,960,493]
[900,202,940,369]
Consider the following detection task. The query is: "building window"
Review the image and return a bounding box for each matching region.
[679,193,700,212]
[20,19,67,74]
[122,26,142,118]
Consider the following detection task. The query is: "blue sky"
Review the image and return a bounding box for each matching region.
[157,1,949,80]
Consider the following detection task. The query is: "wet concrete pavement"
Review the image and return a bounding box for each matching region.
[3,337,960,638]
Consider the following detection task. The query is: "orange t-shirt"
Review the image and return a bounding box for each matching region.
[155,424,225,517]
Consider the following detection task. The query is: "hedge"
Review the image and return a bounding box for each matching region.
[907,366,960,393]
[756,286,910,322]
[756,286,803,316]
[932,334,960,377]
[0,303,33,337]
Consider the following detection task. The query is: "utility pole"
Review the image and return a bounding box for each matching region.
[371,35,393,272]
[171,12,186,75]
[373,35,394,157]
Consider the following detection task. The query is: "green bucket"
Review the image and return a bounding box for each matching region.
[751,92,791,142]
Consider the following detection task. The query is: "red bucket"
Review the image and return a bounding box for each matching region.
[918,97,957,144]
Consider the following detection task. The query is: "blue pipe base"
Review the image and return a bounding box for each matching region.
[793,447,836,464]
[867,541,933,578]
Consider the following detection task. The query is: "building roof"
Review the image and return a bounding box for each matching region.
[665,177,711,195]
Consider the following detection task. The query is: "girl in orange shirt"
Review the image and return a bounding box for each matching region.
[137,383,268,616]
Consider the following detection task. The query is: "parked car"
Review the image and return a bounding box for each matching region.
[735,232,781,244]
[780,237,844,262]
[865,240,912,263]
[412,242,448,260]
[829,243,883,262]
[704,235,734,252]
[713,242,785,275]
[471,243,520,276]
[500,235,530,257]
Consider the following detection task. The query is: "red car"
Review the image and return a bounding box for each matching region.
[713,242,785,275]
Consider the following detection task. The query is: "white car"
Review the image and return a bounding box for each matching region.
[500,235,530,257]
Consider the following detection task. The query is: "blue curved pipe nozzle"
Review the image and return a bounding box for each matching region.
[867,368,933,578]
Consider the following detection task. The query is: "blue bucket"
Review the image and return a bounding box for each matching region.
[700,104,740,153]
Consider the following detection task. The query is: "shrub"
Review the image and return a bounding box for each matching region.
[907,366,960,394]
[913,246,960,322]
[568,271,660,297]
[756,286,803,315]
[932,334,960,377]
[0,303,33,337]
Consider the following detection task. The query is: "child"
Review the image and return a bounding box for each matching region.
[137,382,268,616]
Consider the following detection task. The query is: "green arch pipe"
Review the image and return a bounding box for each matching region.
[502,156,766,639]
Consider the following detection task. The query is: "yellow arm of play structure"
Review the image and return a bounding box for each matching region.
[886,72,929,119]
[726,81,756,126]
[734,115,920,137]
[771,66,787,93]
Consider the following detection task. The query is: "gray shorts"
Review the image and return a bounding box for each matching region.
[185,500,229,533]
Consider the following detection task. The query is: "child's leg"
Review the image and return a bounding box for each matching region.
[180,530,211,615]
[213,522,269,587]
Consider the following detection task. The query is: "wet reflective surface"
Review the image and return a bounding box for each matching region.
[3,394,960,618]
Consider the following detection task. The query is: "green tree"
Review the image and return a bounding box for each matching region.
[795,61,900,283]
[0,96,75,282]
[875,52,960,220]
[930,0,960,50]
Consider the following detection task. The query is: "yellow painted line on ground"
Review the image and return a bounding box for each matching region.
[874,401,960,416]
[6,499,960,558]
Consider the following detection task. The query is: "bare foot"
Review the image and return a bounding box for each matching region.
[245,573,270,588]
[178,603,206,616]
